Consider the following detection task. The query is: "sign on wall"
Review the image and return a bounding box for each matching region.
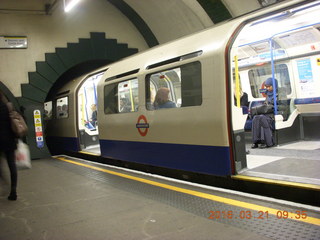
[0,36,27,49]
[33,110,44,149]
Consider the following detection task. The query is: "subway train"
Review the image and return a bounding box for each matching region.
[45,0,320,181]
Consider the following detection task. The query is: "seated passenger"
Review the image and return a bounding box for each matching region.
[154,88,176,109]
[90,104,97,127]
[251,77,278,149]
[133,96,139,111]
[146,89,156,110]
[119,98,131,113]
[234,86,249,108]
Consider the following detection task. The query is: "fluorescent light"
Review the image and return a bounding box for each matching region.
[64,0,81,12]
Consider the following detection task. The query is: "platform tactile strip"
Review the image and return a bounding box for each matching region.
[50,158,320,240]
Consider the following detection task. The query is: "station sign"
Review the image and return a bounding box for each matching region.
[0,36,27,49]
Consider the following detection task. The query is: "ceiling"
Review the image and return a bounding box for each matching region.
[0,0,283,46]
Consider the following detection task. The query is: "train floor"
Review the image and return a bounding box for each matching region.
[241,140,320,186]
[0,156,319,240]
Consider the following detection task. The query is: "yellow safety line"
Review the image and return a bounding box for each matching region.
[54,156,320,226]
[232,175,320,191]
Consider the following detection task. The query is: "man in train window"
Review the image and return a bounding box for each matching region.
[119,98,131,113]
[154,88,176,109]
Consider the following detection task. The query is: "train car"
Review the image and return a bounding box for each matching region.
[45,0,320,180]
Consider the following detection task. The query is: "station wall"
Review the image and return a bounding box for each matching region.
[0,0,148,97]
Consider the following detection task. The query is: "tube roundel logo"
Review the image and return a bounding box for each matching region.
[136,115,149,136]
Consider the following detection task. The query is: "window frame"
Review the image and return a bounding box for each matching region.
[44,101,53,120]
[145,61,202,111]
[248,63,292,99]
[104,78,139,115]
[56,96,69,119]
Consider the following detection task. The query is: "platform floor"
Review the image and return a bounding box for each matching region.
[1,156,319,240]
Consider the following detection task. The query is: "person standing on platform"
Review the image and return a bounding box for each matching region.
[0,91,18,201]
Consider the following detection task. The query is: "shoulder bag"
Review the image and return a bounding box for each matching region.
[7,103,28,138]
[251,104,274,116]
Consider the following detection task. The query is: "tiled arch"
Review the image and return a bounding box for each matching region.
[18,32,138,107]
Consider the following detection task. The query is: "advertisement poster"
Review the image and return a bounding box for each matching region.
[296,58,316,97]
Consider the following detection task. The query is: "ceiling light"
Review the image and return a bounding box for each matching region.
[64,0,81,12]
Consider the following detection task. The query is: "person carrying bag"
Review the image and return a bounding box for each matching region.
[0,92,25,201]
[6,102,31,169]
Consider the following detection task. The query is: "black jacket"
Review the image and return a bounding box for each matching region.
[0,101,17,151]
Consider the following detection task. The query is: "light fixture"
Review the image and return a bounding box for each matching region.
[64,0,81,12]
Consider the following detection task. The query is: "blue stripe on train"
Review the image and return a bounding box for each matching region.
[100,139,232,176]
[46,136,79,154]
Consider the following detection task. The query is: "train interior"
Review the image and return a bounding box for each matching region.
[230,2,320,186]
[76,72,103,155]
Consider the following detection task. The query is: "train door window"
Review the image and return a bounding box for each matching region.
[248,64,291,98]
[104,78,138,114]
[146,61,202,110]
[56,96,68,119]
[44,101,52,120]
[77,72,102,130]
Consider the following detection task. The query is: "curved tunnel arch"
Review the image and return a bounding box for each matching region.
[18,32,139,108]
[15,32,139,159]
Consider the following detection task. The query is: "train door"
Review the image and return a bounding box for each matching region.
[77,72,104,154]
[229,2,320,184]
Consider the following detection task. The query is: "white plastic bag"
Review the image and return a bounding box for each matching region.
[15,140,31,170]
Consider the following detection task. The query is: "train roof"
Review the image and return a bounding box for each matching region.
[51,0,315,97]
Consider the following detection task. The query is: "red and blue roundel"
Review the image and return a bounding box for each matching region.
[136,115,149,136]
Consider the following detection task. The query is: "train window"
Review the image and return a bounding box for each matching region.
[56,96,69,119]
[248,64,291,98]
[44,101,52,120]
[104,78,138,114]
[146,61,202,110]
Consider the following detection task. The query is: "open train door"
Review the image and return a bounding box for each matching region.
[76,72,104,155]
[229,1,320,183]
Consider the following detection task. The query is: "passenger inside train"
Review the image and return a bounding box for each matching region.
[154,87,177,109]
[90,104,97,128]
[233,86,249,108]
[251,77,278,149]
[119,98,131,113]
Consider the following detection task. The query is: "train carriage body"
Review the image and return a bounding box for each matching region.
[45,0,320,179]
